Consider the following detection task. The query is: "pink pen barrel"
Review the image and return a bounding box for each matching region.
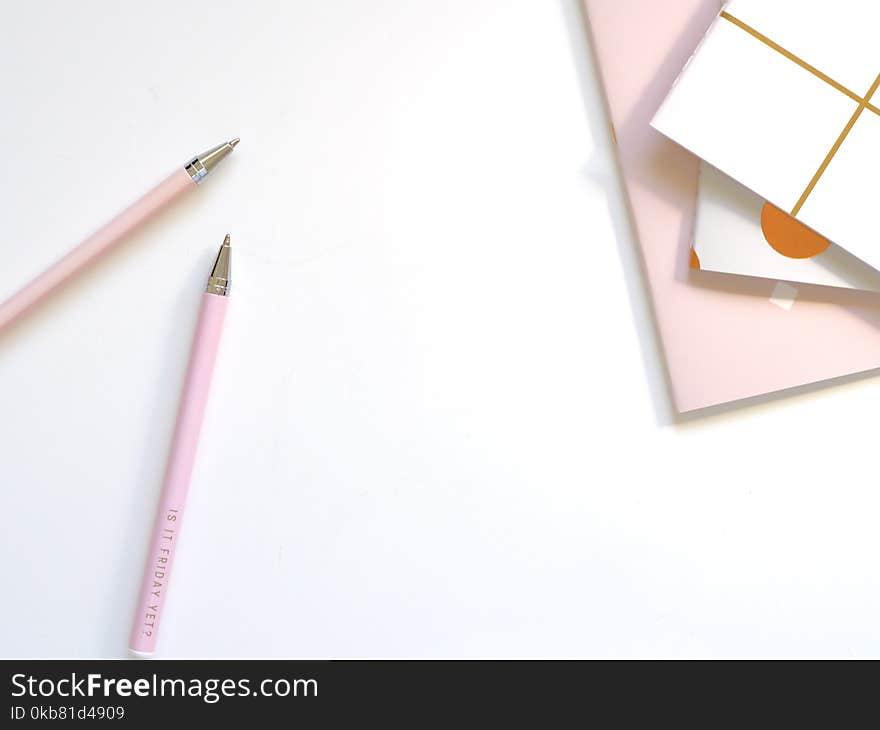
[0,169,194,332]
[129,292,228,656]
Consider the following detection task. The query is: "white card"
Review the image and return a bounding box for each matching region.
[653,0,880,271]
[694,163,880,292]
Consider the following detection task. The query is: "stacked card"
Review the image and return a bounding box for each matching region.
[584,0,880,412]
[655,0,880,288]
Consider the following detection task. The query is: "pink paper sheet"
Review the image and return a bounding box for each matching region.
[585,0,880,411]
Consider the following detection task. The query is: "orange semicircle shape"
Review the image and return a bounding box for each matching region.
[761,203,831,259]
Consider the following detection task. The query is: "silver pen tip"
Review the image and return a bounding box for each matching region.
[186,139,238,183]
[206,235,231,296]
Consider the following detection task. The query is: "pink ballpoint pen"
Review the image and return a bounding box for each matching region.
[129,235,232,657]
[0,139,238,333]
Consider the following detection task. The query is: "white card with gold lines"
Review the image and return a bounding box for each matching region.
[653,0,880,272]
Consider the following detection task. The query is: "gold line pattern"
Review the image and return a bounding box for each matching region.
[720,12,880,116]
[792,72,880,215]
[720,11,880,215]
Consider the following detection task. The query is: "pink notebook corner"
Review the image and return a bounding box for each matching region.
[584,0,880,412]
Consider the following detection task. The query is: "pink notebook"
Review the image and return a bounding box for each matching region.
[585,0,880,412]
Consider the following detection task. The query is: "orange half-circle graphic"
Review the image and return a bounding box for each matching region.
[689,248,701,270]
[761,203,830,259]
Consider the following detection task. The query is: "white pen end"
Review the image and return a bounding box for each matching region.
[128,648,154,660]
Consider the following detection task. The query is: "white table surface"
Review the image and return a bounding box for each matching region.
[1,0,878,659]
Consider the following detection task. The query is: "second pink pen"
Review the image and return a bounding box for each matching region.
[0,139,237,333]
[129,235,231,657]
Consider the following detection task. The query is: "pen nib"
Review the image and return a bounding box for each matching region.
[206,235,231,296]
[187,138,239,183]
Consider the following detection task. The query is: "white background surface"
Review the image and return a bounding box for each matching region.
[1,0,878,659]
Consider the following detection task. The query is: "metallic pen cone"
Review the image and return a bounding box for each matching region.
[206,235,231,296]
[185,138,239,183]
